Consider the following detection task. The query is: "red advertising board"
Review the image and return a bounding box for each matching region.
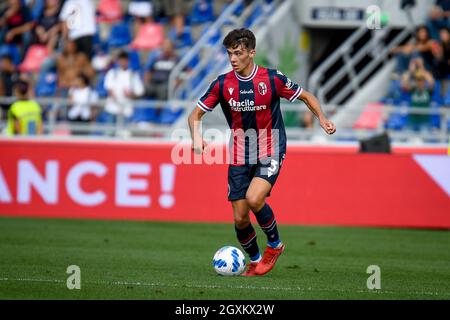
[0,139,449,228]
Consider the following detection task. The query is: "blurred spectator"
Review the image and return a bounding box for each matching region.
[129,16,164,51]
[401,58,435,131]
[144,39,178,101]
[0,55,19,118]
[392,25,439,76]
[67,73,98,134]
[102,51,144,124]
[435,26,450,80]
[161,0,193,37]
[427,0,450,39]
[128,0,154,39]
[34,0,61,53]
[6,79,43,135]
[0,0,34,54]
[56,40,94,96]
[60,0,96,59]
[91,45,112,73]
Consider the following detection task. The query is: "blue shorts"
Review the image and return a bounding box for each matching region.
[227,154,285,201]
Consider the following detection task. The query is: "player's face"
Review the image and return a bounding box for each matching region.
[226,44,255,74]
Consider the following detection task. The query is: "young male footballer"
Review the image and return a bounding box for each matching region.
[188,28,336,276]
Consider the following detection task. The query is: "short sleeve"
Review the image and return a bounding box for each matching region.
[196,78,220,112]
[273,70,303,102]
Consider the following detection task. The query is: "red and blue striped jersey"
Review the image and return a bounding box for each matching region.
[197,64,303,165]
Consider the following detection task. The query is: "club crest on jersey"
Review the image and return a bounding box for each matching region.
[228,87,234,95]
[258,82,267,95]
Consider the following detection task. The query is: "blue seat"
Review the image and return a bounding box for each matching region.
[31,0,45,20]
[128,50,141,71]
[35,71,57,97]
[0,44,21,65]
[168,26,193,50]
[108,22,131,47]
[431,80,443,104]
[96,72,108,98]
[130,106,159,123]
[158,107,184,125]
[385,113,407,130]
[189,0,215,25]
[430,101,442,129]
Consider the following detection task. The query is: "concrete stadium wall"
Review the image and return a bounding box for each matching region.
[296,0,433,28]
[0,139,449,228]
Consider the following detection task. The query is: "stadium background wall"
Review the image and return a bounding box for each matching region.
[0,140,449,229]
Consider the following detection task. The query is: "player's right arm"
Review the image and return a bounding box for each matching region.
[188,78,221,154]
[188,107,207,154]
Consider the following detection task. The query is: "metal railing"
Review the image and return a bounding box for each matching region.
[1,96,448,143]
[308,22,414,105]
[167,0,278,101]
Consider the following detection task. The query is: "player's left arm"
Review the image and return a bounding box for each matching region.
[297,90,336,135]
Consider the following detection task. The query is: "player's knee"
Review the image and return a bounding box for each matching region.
[245,194,264,212]
[234,214,250,228]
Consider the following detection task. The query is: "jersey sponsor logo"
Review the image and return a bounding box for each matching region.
[228,98,267,112]
[239,89,254,94]
[258,82,267,95]
[228,87,234,95]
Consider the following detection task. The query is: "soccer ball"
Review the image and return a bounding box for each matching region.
[212,246,246,276]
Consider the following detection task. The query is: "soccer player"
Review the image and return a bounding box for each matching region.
[188,28,336,276]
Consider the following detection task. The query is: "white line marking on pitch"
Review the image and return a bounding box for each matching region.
[0,277,448,297]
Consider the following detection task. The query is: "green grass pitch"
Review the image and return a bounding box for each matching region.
[0,217,449,299]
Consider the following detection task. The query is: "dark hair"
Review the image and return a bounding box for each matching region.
[117,50,129,60]
[439,26,450,33]
[415,25,430,41]
[222,28,256,51]
[77,73,90,86]
[1,54,13,62]
[14,80,29,96]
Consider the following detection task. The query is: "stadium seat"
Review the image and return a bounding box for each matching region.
[431,80,443,104]
[130,106,159,123]
[130,22,164,50]
[158,107,184,125]
[31,0,45,20]
[0,44,21,65]
[108,22,132,48]
[96,0,123,23]
[353,103,383,130]
[128,50,141,71]
[96,72,108,98]
[444,85,450,105]
[189,0,215,25]
[35,71,57,97]
[385,113,406,130]
[18,45,49,73]
[430,101,442,129]
[168,26,194,50]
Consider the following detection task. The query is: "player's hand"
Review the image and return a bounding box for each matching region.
[319,117,336,135]
[192,139,207,154]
